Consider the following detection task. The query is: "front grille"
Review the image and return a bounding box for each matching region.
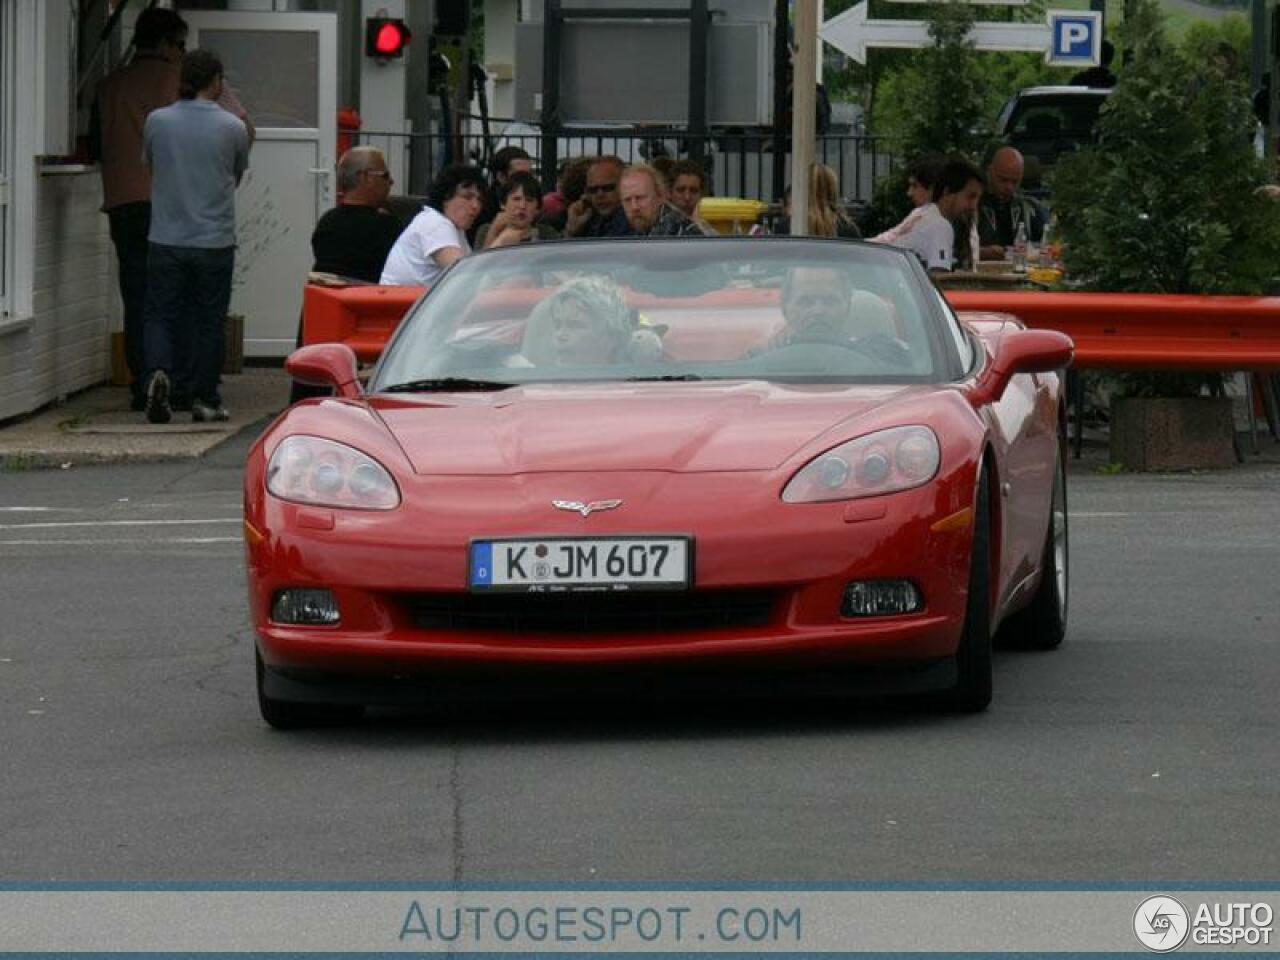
[406,590,778,634]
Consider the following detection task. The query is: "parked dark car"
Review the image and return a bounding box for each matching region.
[994,86,1111,193]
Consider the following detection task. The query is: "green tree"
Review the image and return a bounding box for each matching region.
[1179,14,1251,84]
[872,2,988,158]
[860,3,990,233]
[1052,0,1280,394]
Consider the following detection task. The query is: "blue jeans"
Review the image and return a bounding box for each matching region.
[142,243,234,407]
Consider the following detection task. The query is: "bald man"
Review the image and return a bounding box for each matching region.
[977,146,1045,261]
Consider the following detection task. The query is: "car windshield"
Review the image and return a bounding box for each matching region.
[371,238,962,391]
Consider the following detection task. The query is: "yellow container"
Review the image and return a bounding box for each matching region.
[698,197,769,235]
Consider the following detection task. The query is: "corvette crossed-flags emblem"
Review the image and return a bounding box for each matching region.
[551,499,624,517]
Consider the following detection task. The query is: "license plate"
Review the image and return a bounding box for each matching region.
[470,537,691,592]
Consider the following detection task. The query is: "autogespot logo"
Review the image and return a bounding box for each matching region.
[1134,895,1191,952]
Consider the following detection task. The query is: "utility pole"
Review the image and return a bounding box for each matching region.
[771,0,789,204]
[790,0,818,235]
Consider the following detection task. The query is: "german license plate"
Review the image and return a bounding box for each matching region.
[470,537,691,592]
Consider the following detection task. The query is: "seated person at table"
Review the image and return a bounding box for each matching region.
[879,157,983,272]
[380,164,486,286]
[295,146,404,402]
[977,146,1045,261]
[476,171,560,248]
[311,146,403,282]
[871,153,945,246]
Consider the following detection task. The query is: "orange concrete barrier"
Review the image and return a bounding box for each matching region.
[945,291,1280,371]
[303,285,1280,373]
[302,284,425,364]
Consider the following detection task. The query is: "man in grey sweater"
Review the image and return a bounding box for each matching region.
[142,49,250,424]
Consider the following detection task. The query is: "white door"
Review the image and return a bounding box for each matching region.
[183,11,337,357]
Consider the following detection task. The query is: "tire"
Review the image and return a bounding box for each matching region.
[997,446,1068,651]
[948,465,993,713]
[256,649,365,730]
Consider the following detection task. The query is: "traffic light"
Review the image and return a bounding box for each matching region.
[364,17,411,59]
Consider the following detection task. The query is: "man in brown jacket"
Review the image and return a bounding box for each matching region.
[95,8,251,411]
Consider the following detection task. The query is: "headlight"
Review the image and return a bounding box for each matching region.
[782,426,940,503]
[266,436,401,510]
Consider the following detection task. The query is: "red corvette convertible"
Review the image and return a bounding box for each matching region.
[245,238,1073,727]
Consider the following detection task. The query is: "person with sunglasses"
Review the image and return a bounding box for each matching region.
[290,147,406,403]
[311,147,403,282]
[565,156,631,238]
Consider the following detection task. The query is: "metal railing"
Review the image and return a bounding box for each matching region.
[355,127,900,206]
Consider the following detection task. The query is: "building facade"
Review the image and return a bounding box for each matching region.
[1,0,112,422]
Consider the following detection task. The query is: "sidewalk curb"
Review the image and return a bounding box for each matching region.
[0,366,288,472]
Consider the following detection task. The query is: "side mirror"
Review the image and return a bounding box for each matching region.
[968,328,1074,407]
[286,343,362,399]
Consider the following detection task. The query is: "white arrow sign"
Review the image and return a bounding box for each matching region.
[821,1,1055,64]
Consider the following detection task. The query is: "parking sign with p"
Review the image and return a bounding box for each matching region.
[1047,11,1102,66]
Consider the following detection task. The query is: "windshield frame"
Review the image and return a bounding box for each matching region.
[368,237,971,392]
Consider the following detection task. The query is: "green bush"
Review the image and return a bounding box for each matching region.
[1052,0,1280,396]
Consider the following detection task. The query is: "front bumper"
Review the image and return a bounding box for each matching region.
[246,468,977,677]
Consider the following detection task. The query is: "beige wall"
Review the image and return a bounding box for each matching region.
[0,167,113,422]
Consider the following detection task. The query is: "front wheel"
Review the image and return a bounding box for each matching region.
[947,466,993,712]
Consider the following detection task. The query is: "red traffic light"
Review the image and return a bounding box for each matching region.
[365,17,411,59]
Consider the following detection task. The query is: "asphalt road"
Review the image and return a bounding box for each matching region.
[2,427,1278,883]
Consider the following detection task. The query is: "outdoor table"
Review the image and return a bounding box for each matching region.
[935,269,1053,291]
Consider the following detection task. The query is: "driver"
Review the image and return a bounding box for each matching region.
[766,266,908,363]
[779,266,856,344]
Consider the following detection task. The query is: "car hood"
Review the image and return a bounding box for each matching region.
[369,381,932,475]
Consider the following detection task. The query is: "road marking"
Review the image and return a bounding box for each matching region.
[0,518,240,530]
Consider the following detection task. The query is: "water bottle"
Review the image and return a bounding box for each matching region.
[1011,220,1029,274]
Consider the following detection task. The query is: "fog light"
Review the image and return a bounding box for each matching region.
[841,580,922,617]
[272,588,340,625]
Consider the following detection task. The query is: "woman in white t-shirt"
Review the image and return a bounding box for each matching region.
[380,165,487,286]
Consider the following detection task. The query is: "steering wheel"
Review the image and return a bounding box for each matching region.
[840,333,915,368]
[763,335,914,372]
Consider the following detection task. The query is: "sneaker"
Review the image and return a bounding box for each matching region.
[145,371,171,424]
[191,400,230,423]
[170,394,194,413]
